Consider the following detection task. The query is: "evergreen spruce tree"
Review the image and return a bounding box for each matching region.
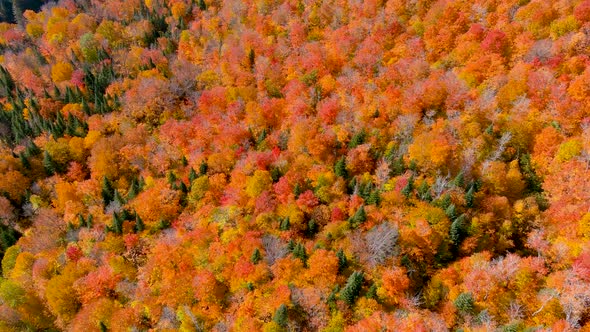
[465,186,475,208]
[348,129,366,148]
[336,249,348,272]
[340,271,364,305]
[334,156,347,178]
[445,203,456,219]
[127,178,139,200]
[401,175,414,198]
[390,155,405,176]
[418,181,432,201]
[307,219,318,236]
[43,151,56,175]
[366,190,380,205]
[113,189,125,206]
[112,212,123,235]
[251,248,261,264]
[292,243,307,266]
[279,217,290,231]
[25,141,40,156]
[348,205,366,228]
[450,214,467,244]
[273,304,288,328]
[78,214,86,228]
[19,152,29,169]
[135,214,145,232]
[270,167,281,182]
[366,283,377,299]
[453,171,465,188]
[101,177,114,205]
[199,160,208,176]
[438,193,452,209]
[454,292,475,313]
[248,48,255,70]
[179,181,189,193]
[81,97,92,115]
[167,171,176,186]
[287,239,295,252]
[293,183,302,197]
[189,167,197,184]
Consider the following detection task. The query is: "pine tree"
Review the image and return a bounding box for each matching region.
[453,171,465,188]
[445,203,456,219]
[389,156,405,176]
[120,209,130,221]
[188,167,197,184]
[19,152,29,169]
[248,48,255,70]
[366,283,377,299]
[347,176,357,195]
[25,141,40,156]
[340,271,364,305]
[113,189,125,206]
[270,167,281,182]
[366,190,380,205]
[292,243,307,266]
[438,193,452,209]
[279,217,290,231]
[336,249,347,272]
[199,160,208,176]
[157,219,170,230]
[273,304,288,328]
[465,186,475,208]
[101,177,114,205]
[334,156,348,178]
[418,181,432,201]
[112,212,123,235]
[167,171,176,186]
[43,151,56,175]
[293,183,303,197]
[307,219,318,236]
[450,214,467,244]
[135,214,144,232]
[179,181,189,193]
[86,214,93,228]
[349,129,366,148]
[348,205,366,228]
[127,178,140,200]
[402,175,414,198]
[78,214,86,228]
[81,97,92,115]
[251,248,261,264]
[454,292,475,313]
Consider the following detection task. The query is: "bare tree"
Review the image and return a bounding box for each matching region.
[431,174,451,199]
[365,222,399,267]
[262,235,288,266]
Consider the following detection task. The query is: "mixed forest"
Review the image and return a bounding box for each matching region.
[0,0,590,330]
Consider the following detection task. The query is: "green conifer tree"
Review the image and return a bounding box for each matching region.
[340,271,364,305]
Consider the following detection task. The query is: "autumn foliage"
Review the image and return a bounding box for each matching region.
[0,0,589,330]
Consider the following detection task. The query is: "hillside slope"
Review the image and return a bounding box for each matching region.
[0,0,590,330]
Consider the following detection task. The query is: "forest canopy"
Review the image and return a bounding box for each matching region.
[0,0,589,330]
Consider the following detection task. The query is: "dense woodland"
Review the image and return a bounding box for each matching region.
[0,0,589,330]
